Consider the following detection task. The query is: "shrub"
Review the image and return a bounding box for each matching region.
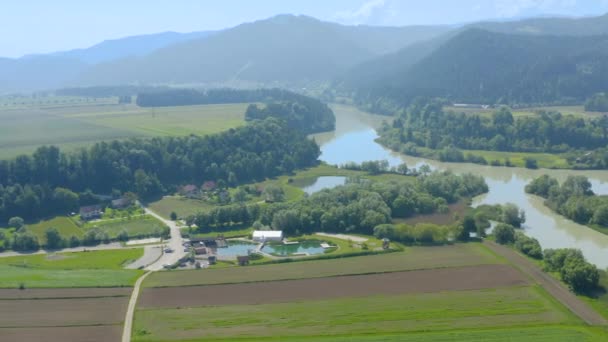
[493,223,515,244]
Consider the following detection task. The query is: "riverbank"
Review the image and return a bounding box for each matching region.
[313,104,608,269]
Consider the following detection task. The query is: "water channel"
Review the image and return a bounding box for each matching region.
[311,104,608,269]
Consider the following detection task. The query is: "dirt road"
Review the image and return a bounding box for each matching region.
[122,271,151,342]
[484,240,607,326]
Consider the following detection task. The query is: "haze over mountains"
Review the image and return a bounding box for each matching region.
[3,12,608,106]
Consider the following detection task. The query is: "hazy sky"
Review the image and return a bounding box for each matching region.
[2,0,608,58]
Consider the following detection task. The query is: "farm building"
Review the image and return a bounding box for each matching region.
[252,230,283,242]
[79,205,102,220]
[180,184,199,198]
[194,247,207,255]
[111,197,131,209]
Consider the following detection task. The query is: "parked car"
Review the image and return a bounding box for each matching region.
[164,248,174,253]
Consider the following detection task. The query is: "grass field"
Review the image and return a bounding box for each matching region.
[86,215,167,238]
[148,196,216,219]
[0,101,248,159]
[0,249,143,288]
[26,216,84,243]
[144,243,503,287]
[133,285,584,341]
[465,149,571,169]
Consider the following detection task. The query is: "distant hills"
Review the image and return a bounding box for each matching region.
[73,15,448,87]
[4,12,608,105]
[0,15,448,92]
[338,13,608,108]
[0,30,214,93]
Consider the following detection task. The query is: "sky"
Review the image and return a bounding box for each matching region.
[2,0,608,58]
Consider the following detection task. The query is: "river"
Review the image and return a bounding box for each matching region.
[311,104,608,269]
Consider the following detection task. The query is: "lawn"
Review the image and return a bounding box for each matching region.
[132,286,583,341]
[86,216,167,238]
[0,101,248,159]
[0,248,143,288]
[26,216,84,243]
[148,196,216,219]
[144,243,504,287]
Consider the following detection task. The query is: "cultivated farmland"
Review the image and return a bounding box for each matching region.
[143,243,504,287]
[0,287,130,342]
[0,101,248,159]
[133,284,579,341]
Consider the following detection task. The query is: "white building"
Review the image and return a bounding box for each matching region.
[252,230,283,242]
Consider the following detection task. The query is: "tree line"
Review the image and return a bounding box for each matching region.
[378,99,608,169]
[0,118,320,223]
[526,175,608,229]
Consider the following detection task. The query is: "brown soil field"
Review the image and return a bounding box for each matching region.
[0,296,128,327]
[145,244,502,288]
[0,287,131,299]
[140,264,527,308]
[0,325,122,342]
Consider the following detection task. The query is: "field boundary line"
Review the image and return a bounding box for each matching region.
[483,240,607,326]
[122,271,152,342]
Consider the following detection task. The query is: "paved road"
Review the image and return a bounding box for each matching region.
[0,242,127,258]
[143,208,187,271]
[122,271,151,342]
[484,240,607,326]
[125,245,163,269]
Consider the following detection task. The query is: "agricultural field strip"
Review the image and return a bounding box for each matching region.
[0,325,123,342]
[139,264,527,308]
[0,296,129,328]
[144,244,504,287]
[132,285,578,342]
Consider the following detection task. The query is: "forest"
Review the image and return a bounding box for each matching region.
[378,99,608,168]
[346,29,608,111]
[0,118,320,222]
[189,171,488,242]
[525,175,608,229]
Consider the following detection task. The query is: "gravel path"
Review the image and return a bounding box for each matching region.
[484,240,607,326]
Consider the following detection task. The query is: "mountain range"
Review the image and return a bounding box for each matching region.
[2,12,608,105]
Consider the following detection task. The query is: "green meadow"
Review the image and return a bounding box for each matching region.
[0,100,248,159]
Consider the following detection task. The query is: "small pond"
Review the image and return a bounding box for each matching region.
[297,176,347,195]
[214,240,258,257]
[262,240,327,256]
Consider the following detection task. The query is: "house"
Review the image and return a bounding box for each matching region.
[252,230,283,243]
[201,181,216,192]
[180,184,199,198]
[111,197,131,209]
[237,255,250,266]
[194,247,207,255]
[80,205,102,220]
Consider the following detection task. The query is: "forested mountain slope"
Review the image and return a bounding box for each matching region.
[343,29,608,110]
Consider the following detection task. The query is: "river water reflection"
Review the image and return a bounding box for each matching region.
[311,104,608,269]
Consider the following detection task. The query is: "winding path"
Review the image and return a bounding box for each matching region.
[484,240,607,326]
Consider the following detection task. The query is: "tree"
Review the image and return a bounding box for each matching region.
[560,257,600,294]
[8,217,24,229]
[68,235,80,247]
[262,185,285,203]
[53,187,79,213]
[117,229,129,242]
[502,203,525,228]
[170,212,178,221]
[44,227,64,249]
[524,158,538,169]
[12,230,39,251]
[493,223,515,244]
